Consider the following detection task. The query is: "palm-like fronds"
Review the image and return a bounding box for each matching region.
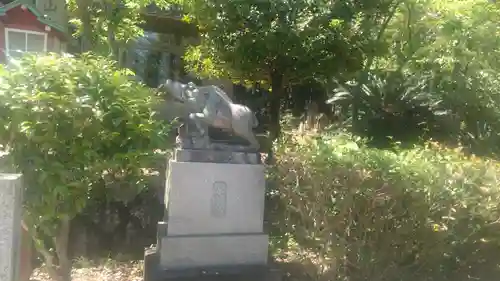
[328,71,449,144]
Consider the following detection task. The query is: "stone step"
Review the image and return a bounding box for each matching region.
[159,233,269,269]
[144,246,281,281]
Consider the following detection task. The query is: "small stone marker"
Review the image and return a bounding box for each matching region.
[0,174,23,281]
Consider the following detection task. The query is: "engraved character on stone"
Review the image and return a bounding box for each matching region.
[210,181,227,217]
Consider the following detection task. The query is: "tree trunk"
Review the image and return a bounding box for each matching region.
[352,71,366,131]
[269,71,285,140]
[266,71,285,164]
[20,222,34,281]
[24,218,72,281]
[101,0,119,59]
[305,101,319,130]
[77,0,92,52]
[114,201,131,248]
[54,217,72,281]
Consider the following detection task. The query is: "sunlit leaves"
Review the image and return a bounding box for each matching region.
[271,131,500,279]
[174,0,378,84]
[67,0,170,55]
[0,52,168,240]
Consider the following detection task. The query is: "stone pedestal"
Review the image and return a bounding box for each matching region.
[0,174,23,281]
[144,149,280,281]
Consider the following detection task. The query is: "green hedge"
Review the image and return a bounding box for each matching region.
[0,54,169,280]
[270,132,500,281]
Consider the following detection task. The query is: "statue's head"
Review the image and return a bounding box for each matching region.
[159,79,187,103]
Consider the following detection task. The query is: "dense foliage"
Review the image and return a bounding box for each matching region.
[172,0,402,141]
[155,0,500,157]
[7,0,500,279]
[331,0,500,155]
[67,0,169,57]
[0,54,168,281]
[270,131,500,281]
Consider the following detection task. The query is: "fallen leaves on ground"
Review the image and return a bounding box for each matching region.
[30,260,144,281]
[29,254,314,281]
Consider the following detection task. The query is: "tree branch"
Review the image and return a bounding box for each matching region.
[22,220,62,281]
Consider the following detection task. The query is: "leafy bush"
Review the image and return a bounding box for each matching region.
[330,70,450,147]
[0,54,169,281]
[270,131,500,281]
[362,0,500,156]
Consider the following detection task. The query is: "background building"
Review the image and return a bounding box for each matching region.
[0,0,67,63]
[0,0,235,96]
[127,3,235,96]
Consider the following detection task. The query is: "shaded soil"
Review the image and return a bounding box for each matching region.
[29,259,314,281]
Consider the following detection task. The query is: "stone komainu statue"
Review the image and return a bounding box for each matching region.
[159,79,260,151]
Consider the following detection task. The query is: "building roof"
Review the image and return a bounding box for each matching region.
[0,0,67,34]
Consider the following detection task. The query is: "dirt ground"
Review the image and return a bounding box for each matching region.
[30,261,144,281]
[29,259,316,281]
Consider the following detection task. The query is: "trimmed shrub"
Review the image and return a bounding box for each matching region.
[270,131,500,281]
[0,54,169,281]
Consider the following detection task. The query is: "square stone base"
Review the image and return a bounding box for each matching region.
[165,161,266,236]
[144,247,281,281]
[159,233,269,269]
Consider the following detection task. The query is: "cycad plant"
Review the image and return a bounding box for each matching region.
[329,70,448,146]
